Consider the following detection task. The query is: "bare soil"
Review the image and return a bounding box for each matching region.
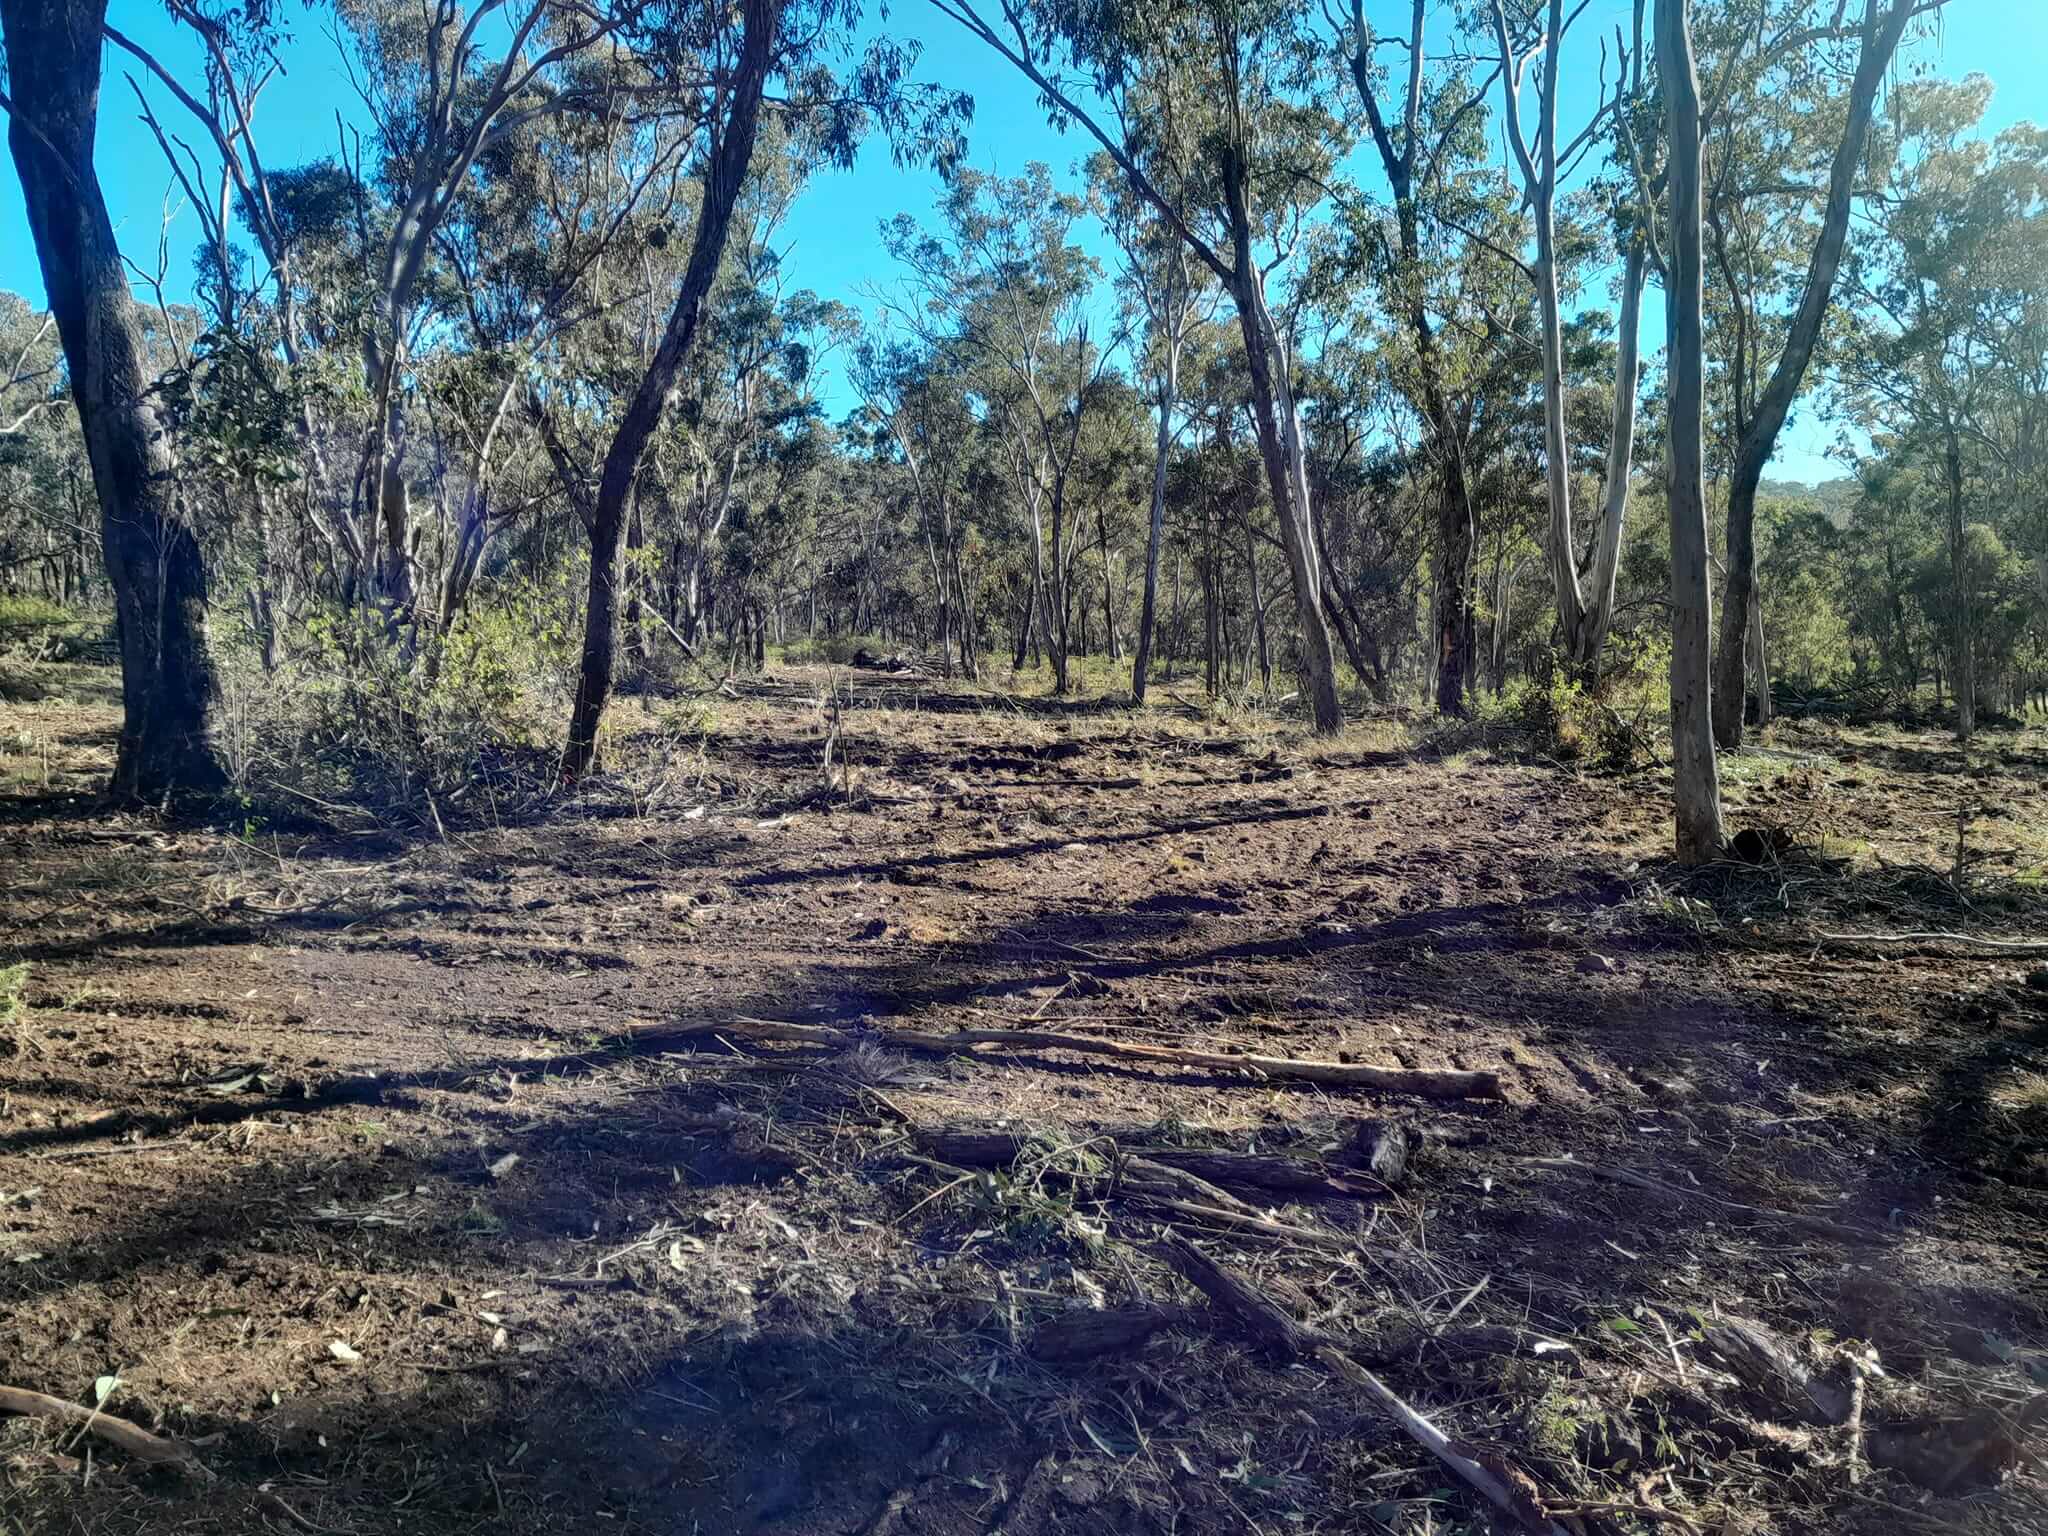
[3,663,2046,1536]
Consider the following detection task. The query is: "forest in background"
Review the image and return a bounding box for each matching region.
[0,0,2044,854]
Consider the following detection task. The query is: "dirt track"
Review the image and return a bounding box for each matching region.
[2,665,2045,1535]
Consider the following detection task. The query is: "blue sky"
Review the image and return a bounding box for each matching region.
[3,1,2041,482]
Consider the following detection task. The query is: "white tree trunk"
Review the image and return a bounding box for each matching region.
[1658,0,1726,863]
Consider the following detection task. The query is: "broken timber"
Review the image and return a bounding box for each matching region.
[702,1016,1503,1099]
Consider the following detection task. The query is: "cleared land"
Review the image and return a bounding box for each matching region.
[2,663,2045,1535]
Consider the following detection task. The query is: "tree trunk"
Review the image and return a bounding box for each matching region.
[562,0,778,777]
[1748,578,1772,727]
[622,478,647,667]
[1948,425,1974,740]
[1659,0,1726,864]
[1132,334,1179,703]
[1231,263,1341,731]
[4,0,226,802]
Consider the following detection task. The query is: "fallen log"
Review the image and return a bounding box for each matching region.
[1029,1303,1199,1363]
[712,1017,1502,1099]
[1118,1154,1260,1216]
[1153,1234,1573,1536]
[1141,1146,1388,1199]
[0,1385,211,1477]
[909,1128,1384,1200]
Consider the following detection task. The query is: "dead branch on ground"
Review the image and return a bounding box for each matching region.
[701,1016,1503,1098]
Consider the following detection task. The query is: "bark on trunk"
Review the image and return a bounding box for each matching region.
[1948,426,1975,740]
[562,0,778,777]
[1659,0,1726,863]
[4,0,226,802]
[1229,247,1342,731]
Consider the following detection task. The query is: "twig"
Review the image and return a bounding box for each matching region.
[30,1138,181,1163]
[0,1385,211,1477]
[1814,929,2048,955]
[1645,1307,1689,1381]
[1153,1235,1573,1536]
[1845,1353,1870,1485]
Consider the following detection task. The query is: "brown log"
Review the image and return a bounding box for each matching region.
[909,1129,1381,1200]
[1117,1155,1259,1215]
[1142,1146,1386,1199]
[911,1129,1042,1167]
[1153,1232,1317,1356]
[1029,1303,1199,1363]
[1152,1235,1572,1535]
[0,1385,210,1476]
[715,1017,1502,1099]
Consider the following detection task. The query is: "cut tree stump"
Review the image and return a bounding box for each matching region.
[1700,1318,1852,1426]
[1350,1118,1413,1189]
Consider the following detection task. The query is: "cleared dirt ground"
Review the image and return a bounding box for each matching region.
[2,662,2046,1536]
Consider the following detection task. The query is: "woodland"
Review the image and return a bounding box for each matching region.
[2,1,2048,1535]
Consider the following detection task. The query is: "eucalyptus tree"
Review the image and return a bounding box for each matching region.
[328,0,668,619]
[879,165,1117,693]
[1330,0,1510,713]
[0,293,90,605]
[1657,0,1726,862]
[933,0,1352,731]
[2,0,228,799]
[1689,0,1931,749]
[1087,139,1213,701]
[1489,0,1652,672]
[552,0,967,775]
[850,332,981,675]
[424,47,701,638]
[1838,77,2048,737]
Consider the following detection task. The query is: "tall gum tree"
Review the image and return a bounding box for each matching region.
[1489,0,1651,672]
[1334,0,1493,713]
[558,0,969,774]
[1658,0,1727,862]
[2,0,229,802]
[931,0,1350,733]
[1697,0,1930,750]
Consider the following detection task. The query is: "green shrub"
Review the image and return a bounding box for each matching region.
[0,595,73,634]
[226,581,578,814]
[777,633,883,666]
[1484,635,1669,770]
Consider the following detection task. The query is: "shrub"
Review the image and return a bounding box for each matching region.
[224,581,578,816]
[777,632,884,666]
[1484,634,1669,770]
